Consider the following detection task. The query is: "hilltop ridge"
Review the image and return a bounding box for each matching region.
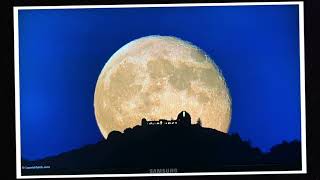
[22,116,301,175]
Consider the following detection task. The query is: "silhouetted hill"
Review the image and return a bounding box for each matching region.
[21,124,301,175]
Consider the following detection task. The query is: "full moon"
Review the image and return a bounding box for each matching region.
[94,35,231,138]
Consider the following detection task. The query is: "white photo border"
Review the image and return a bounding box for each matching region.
[13,1,307,179]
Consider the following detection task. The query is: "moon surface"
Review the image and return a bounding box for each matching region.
[94,35,231,138]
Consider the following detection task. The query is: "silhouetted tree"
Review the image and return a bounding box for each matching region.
[107,131,122,141]
[196,118,202,127]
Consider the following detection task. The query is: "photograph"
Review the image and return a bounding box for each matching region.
[13,2,306,178]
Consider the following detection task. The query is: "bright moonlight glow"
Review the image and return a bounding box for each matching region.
[94,35,231,138]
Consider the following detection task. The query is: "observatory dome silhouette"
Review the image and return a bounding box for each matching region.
[177,111,191,126]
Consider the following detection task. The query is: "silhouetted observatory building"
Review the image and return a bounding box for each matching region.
[141,111,192,127]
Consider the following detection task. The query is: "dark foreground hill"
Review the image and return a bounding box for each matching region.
[21,124,302,175]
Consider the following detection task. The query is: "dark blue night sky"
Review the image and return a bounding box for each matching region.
[18,5,301,160]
